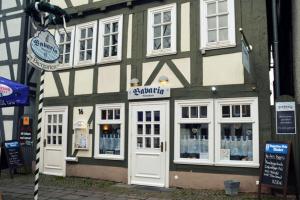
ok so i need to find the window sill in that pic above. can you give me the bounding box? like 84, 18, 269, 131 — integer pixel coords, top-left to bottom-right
56, 65, 73, 70
98, 58, 122, 65
75, 61, 96, 68
94, 155, 124, 160
214, 161, 259, 168
146, 50, 177, 58
201, 43, 236, 51
174, 159, 214, 166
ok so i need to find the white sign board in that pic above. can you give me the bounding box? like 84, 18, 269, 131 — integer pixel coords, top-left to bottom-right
276, 102, 296, 134
128, 86, 170, 100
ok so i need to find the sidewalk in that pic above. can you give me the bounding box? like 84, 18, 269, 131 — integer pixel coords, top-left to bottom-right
0, 170, 293, 200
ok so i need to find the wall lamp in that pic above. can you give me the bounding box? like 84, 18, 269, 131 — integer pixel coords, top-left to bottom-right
130, 78, 140, 87
211, 86, 217, 93
159, 75, 169, 85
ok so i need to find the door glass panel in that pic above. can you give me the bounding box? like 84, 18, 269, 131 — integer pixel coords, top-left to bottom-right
137, 137, 143, 148
53, 115, 57, 123
137, 125, 143, 135
52, 136, 57, 144
154, 138, 160, 148
47, 136, 51, 144
154, 111, 160, 121
145, 137, 151, 148
146, 124, 151, 135
154, 124, 160, 135
146, 111, 151, 121
48, 115, 52, 123
59, 114, 63, 123
47, 125, 51, 134
137, 112, 143, 122
53, 125, 57, 134
58, 136, 62, 145
58, 125, 62, 134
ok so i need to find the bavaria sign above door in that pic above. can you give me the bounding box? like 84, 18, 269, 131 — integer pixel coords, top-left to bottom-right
128, 86, 170, 100
27, 30, 60, 71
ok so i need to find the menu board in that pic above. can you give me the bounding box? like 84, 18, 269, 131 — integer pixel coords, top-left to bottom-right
260, 142, 290, 188
3, 140, 24, 169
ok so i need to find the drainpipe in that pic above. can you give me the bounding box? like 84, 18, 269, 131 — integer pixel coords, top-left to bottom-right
272, 0, 280, 98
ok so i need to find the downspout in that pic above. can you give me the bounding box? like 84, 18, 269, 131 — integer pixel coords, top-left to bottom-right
272, 0, 280, 98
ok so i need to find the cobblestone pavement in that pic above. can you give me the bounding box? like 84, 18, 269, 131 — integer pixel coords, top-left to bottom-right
0, 170, 295, 200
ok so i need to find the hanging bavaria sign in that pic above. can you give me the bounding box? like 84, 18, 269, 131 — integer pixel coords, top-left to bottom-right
27, 30, 60, 71
128, 86, 171, 100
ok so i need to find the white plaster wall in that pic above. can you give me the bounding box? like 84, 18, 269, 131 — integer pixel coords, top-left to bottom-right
7, 18, 21, 37
49, 0, 67, 9
10, 41, 19, 59
3, 120, 13, 140
181, 2, 190, 52
142, 61, 159, 85
0, 43, 8, 61
59, 72, 70, 96
2, 107, 14, 115
1, 0, 17, 10
126, 65, 131, 91
0, 66, 11, 79
152, 63, 183, 88
71, 0, 89, 7
44, 72, 59, 97
72, 106, 93, 158
127, 14, 133, 59
172, 58, 191, 83
13, 64, 18, 80
203, 52, 244, 86
74, 69, 93, 95
98, 65, 120, 93
0, 22, 4, 39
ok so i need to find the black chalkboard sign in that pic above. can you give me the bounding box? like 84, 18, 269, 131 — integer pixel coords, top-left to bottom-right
2, 140, 24, 178
276, 102, 296, 134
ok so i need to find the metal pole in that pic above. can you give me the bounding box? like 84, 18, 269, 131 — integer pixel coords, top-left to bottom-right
272, 0, 280, 98
34, 70, 44, 200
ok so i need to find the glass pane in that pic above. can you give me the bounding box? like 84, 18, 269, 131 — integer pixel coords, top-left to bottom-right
87, 39, 93, 49
138, 112, 143, 122
137, 137, 143, 148
222, 106, 230, 118
180, 123, 209, 160
65, 44, 70, 53
111, 46, 117, 56
59, 33, 65, 43
146, 111, 151, 121
208, 30, 217, 42
163, 37, 171, 48
108, 109, 113, 119
47, 136, 51, 144
163, 11, 171, 22
190, 106, 198, 118
47, 125, 51, 134
154, 13, 161, 24
80, 51, 85, 61
52, 136, 56, 144
207, 17, 216, 29
218, 0, 228, 13
219, 15, 228, 28
86, 50, 92, 60
66, 33, 71, 41
100, 124, 121, 155
112, 22, 118, 32
242, 105, 251, 117
154, 26, 161, 38
154, 124, 160, 135
219, 28, 228, 41
154, 138, 160, 148
53, 115, 57, 123
145, 137, 151, 148
59, 55, 63, 64
48, 115, 52, 123
200, 106, 207, 118
146, 124, 151, 135
104, 36, 110, 46
115, 109, 120, 119
80, 29, 86, 38
163, 24, 171, 36
154, 38, 161, 50
105, 23, 110, 34
112, 34, 118, 45
154, 111, 160, 121
58, 136, 62, 145
207, 2, 216, 15
59, 45, 64, 54
64, 54, 70, 63
58, 125, 62, 134
80, 41, 85, 50
232, 105, 240, 117
53, 125, 57, 134
101, 110, 107, 120
87, 27, 93, 37
104, 47, 109, 57
182, 107, 189, 118
220, 123, 253, 161
138, 125, 143, 135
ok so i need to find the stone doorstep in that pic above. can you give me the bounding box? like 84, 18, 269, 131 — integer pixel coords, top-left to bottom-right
113, 183, 174, 193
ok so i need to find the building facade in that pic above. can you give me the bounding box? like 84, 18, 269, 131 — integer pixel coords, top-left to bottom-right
38, 0, 270, 192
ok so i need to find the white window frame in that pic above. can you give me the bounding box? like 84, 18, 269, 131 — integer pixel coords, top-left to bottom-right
214, 97, 259, 168
54, 26, 75, 70
94, 103, 125, 160
147, 3, 177, 57
74, 21, 97, 67
98, 15, 123, 64
200, 0, 236, 50
174, 99, 214, 165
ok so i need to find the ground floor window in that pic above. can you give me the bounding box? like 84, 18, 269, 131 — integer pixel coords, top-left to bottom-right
174, 97, 259, 167
95, 103, 125, 160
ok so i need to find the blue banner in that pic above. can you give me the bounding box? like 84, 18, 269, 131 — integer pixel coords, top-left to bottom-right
0, 76, 29, 107
265, 143, 288, 154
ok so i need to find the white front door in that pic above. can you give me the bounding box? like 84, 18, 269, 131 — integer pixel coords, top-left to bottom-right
42, 107, 68, 176
129, 101, 169, 187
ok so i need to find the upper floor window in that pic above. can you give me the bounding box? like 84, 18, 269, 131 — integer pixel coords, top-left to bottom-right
54, 26, 75, 70
98, 15, 123, 64
147, 3, 177, 57
74, 21, 97, 67
200, 0, 236, 50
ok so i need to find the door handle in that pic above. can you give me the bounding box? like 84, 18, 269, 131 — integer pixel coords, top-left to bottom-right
160, 142, 164, 152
